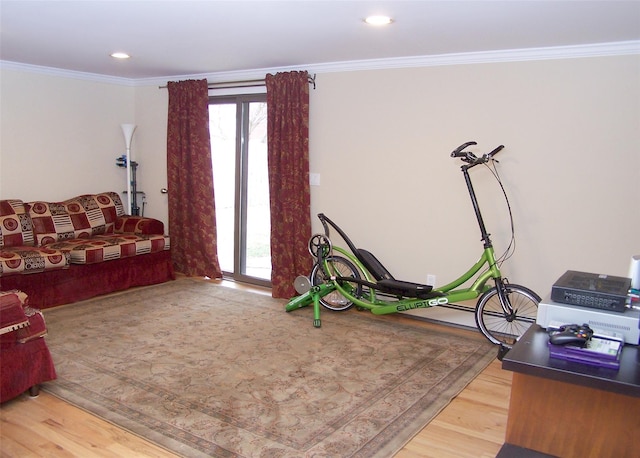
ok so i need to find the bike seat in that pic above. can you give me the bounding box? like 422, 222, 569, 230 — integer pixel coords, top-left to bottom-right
356, 249, 395, 281
376, 279, 437, 299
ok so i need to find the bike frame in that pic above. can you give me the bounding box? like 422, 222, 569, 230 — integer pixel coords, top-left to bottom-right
325, 244, 501, 316
286, 142, 514, 327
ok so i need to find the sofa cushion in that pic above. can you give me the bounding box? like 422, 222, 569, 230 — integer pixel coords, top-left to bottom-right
0, 246, 70, 276
115, 216, 165, 235
27, 192, 125, 246
48, 233, 170, 265
0, 200, 35, 248
76, 191, 125, 223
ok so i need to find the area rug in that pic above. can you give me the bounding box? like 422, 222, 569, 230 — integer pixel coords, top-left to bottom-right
41, 278, 496, 457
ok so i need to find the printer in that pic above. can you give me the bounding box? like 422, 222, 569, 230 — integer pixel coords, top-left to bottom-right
537, 295, 640, 345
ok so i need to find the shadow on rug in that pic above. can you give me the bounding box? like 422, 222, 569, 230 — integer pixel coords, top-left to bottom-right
42, 278, 496, 457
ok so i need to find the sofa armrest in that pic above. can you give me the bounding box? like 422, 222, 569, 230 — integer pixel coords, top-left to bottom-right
115, 216, 165, 235
0, 291, 29, 335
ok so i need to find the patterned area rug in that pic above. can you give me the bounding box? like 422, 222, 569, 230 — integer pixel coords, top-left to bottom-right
42, 278, 496, 457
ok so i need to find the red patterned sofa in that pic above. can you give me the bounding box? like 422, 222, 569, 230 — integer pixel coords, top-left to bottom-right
0, 192, 174, 309
1, 290, 56, 402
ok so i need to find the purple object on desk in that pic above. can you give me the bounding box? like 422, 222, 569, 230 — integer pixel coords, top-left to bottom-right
548, 337, 622, 370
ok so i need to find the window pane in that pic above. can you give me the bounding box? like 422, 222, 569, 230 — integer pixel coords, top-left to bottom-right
244, 102, 270, 279
209, 104, 236, 273
209, 96, 271, 285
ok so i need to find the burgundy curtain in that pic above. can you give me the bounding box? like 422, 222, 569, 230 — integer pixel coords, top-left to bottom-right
166, 79, 222, 278
266, 71, 312, 298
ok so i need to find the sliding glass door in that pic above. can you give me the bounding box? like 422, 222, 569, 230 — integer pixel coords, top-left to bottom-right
209, 94, 271, 286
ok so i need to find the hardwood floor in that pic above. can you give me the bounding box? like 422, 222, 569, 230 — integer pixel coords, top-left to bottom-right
396, 359, 510, 458
0, 280, 510, 457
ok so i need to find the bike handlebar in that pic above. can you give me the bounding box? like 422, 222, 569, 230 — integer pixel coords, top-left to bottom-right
487, 144, 504, 158
450, 141, 477, 157
450, 141, 504, 167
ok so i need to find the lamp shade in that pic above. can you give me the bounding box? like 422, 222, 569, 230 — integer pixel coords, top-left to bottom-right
121, 124, 137, 150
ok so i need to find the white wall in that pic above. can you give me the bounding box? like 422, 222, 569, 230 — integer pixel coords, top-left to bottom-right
2, 54, 639, 320
308, 55, 640, 313
132, 85, 170, 223
0, 68, 134, 202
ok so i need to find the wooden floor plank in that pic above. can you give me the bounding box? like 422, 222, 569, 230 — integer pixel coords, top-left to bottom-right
1, 394, 175, 458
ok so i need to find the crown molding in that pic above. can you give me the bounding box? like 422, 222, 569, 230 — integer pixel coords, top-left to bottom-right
2, 41, 638, 88
0, 60, 136, 86
311, 40, 640, 73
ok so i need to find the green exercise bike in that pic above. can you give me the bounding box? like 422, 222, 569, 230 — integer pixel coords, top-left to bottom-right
286, 142, 541, 351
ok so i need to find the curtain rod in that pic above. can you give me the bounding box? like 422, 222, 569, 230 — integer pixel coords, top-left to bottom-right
159, 74, 316, 90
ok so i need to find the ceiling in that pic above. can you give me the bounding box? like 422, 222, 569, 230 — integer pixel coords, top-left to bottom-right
1, 1, 639, 82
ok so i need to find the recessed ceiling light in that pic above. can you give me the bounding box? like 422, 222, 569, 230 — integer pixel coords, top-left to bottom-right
110, 52, 131, 59
364, 15, 393, 26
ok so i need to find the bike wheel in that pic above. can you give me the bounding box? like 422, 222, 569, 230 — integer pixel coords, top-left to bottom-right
310, 256, 362, 311
475, 284, 540, 347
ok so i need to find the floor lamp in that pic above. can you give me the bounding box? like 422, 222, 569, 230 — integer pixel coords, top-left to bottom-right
120, 124, 137, 215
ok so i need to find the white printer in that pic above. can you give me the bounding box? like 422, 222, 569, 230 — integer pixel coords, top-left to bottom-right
536, 294, 640, 345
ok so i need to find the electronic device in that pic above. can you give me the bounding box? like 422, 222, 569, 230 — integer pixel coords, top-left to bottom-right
551, 270, 631, 312
548, 334, 622, 369
548, 324, 593, 347
537, 295, 640, 345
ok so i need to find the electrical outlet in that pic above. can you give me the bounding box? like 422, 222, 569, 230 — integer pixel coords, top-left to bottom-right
310, 173, 321, 186
427, 274, 436, 286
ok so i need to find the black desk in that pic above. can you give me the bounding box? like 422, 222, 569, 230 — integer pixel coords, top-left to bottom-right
501, 325, 640, 457
503, 324, 640, 397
